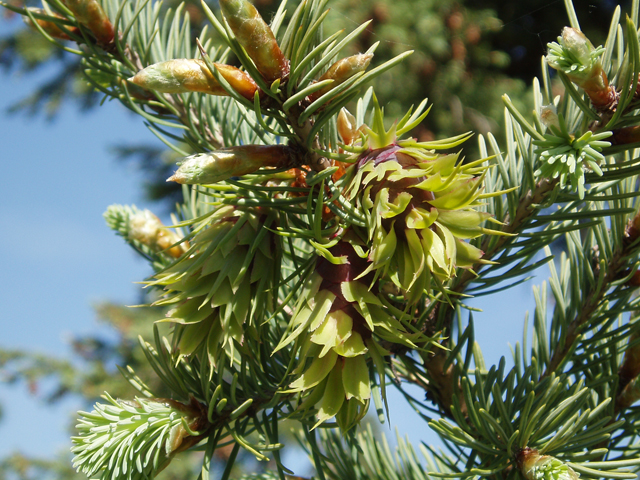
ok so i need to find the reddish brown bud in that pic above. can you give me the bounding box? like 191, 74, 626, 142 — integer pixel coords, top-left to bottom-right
308, 53, 373, 102
60, 0, 114, 45
617, 376, 640, 410
213, 63, 258, 100
625, 212, 640, 246
626, 270, 640, 287
23, 8, 79, 40
337, 108, 357, 145
168, 144, 295, 184
612, 126, 640, 146
219, 0, 289, 83
619, 332, 640, 387
579, 64, 617, 110
130, 60, 257, 99
515, 447, 537, 471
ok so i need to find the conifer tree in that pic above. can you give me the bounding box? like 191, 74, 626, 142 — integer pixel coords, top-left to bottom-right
2, 0, 640, 479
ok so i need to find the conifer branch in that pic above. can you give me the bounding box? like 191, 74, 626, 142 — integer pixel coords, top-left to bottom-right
8, 0, 640, 478
544, 258, 627, 378
408, 178, 558, 418
615, 332, 640, 411
439, 177, 559, 330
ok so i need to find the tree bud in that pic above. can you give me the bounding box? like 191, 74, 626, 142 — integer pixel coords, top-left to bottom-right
308, 53, 373, 102
72, 395, 207, 480
60, 0, 114, 45
540, 104, 560, 131
130, 60, 257, 98
167, 145, 294, 184
612, 126, 640, 146
23, 8, 79, 40
213, 63, 259, 99
219, 0, 289, 82
131, 60, 217, 95
546, 27, 615, 110
546, 27, 595, 82
616, 331, 640, 409
128, 209, 186, 258
517, 448, 579, 480
337, 108, 358, 145
578, 64, 615, 109
560, 27, 592, 66
617, 376, 640, 410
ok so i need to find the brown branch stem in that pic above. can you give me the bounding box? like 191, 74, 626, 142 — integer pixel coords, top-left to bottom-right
285, 105, 331, 172
616, 331, 640, 412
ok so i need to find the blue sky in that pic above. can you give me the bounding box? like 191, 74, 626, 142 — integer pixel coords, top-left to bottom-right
0, 16, 157, 457
0, 13, 538, 475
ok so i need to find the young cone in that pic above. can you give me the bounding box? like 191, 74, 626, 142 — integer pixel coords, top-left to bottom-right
279, 241, 431, 430
340, 100, 502, 303
149, 206, 279, 366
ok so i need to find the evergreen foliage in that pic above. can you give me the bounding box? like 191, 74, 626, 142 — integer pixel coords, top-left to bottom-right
3, 0, 640, 479
1, 0, 534, 204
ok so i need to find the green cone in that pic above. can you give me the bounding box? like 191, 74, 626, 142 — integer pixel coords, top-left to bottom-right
149, 206, 279, 366
279, 241, 431, 430
340, 100, 505, 303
